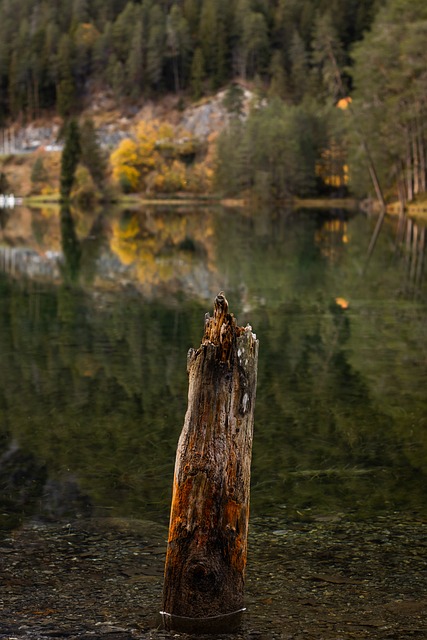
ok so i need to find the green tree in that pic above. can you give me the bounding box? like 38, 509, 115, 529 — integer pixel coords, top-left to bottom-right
146, 5, 166, 90
166, 4, 191, 93
216, 99, 326, 199
79, 118, 107, 188
183, 0, 201, 36
126, 19, 145, 98
311, 11, 345, 102
289, 30, 310, 103
350, 0, 427, 202
72, 0, 90, 26
30, 157, 48, 193
60, 119, 81, 200
56, 34, 77, 117
241, 10, 269, 79
93, 21, 113, 77
112, 2, 140, 63
199, 0, 231, 88
222, 82, 244, 117
190, 46, 205, 99
268, 50, 288, 100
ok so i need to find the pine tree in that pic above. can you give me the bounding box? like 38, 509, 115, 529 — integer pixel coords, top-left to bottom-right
56, 34, 77, 117
289, 30, 310, 103
311, 11, 345, 103
147, 5, 166, 90
268, 50, 288, 100
79, 118, 107, 188
191, 46, 205, 99
60, 119, 81, 200
126, 19, 145, 98
166, 4, 191, 93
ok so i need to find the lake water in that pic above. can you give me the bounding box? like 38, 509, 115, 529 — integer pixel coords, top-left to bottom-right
0, 204, 426, 532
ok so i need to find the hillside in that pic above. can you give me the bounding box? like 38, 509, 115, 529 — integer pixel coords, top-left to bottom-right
0, 87, 259, 198
1, 0, 426, 207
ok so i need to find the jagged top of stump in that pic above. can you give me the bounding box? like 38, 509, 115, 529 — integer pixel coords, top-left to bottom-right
201, 292, 257, 363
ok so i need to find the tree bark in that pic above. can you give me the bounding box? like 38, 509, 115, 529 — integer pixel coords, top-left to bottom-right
405, 129, 413, 202
417, 106, 426, 194
162, 292, 259, 633
416, 226, 425, 289
412, 124, 419, 196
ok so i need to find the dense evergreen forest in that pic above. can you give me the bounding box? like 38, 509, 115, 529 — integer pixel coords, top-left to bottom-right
0, 0, 380, 118
0, 0, 426, 202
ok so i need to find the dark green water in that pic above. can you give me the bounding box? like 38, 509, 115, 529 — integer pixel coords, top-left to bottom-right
0, 205, 426, 531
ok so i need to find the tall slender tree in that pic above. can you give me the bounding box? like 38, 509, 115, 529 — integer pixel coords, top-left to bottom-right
60, 119, 81, 200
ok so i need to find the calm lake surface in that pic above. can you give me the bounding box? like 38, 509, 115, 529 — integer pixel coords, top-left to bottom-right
0, 204, 426, 532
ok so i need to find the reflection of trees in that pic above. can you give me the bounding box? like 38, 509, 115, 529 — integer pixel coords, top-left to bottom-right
60, 205, 81, 283
314, 215, 349, 264
209, 208, 426, 515
396, 218, 426, 297
0, 207, 426, 524
60, 205, 109, 286
1, 269, 426, 522
109, 207, 219, 296
208, 207, 427, 515
250, 298, 407, 516
0, 275, 207, 521
213, 208, 329, 313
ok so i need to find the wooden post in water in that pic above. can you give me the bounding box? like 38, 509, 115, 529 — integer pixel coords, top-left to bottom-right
161, 292, 258, 633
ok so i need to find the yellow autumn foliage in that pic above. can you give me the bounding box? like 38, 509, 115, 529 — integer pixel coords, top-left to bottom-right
109, 118, 213, 194
110, 138, 142, 191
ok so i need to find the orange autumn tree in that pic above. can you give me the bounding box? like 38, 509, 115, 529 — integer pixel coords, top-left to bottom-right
110, 120, 209, 194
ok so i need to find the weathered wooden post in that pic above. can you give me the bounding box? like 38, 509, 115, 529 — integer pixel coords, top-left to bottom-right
161, 292, 258, 633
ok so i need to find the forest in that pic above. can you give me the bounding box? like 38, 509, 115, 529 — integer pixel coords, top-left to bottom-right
0, 0, 426, 203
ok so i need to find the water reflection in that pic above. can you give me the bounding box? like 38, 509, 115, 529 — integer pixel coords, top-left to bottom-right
60, 205, 81, 283
314, 215, 349, 263
0, 205, 426, 531
396, 217, 426, 296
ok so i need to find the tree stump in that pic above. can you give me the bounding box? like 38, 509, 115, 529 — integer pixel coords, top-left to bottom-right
161, 292, 259, 633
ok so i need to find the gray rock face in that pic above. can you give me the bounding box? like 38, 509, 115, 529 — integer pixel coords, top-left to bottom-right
0, 87, 256, 154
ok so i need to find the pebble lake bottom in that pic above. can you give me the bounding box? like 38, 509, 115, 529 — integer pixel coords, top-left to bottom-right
0, 515, 426, 640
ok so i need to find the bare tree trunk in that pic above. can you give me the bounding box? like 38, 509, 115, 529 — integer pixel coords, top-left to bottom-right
405, 218, 413, 274
410, 222, 418, 284
162, 292, 258, 633
417, 108, 426, 193
405, 129, 413, 202
412, 124, 420, 196
33, 75, 40, 120
395, 164, 407, 248
172, 52, 180, 93
416, 226, 425, 289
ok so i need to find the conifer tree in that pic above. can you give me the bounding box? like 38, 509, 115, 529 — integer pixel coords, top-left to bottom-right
60, 119, 81, 201
191, 47, 205, 100
56, 34, 77, 117
79, 118, 107, 188
289, 31, 310, 103
147, 5, 166, 90
126, 20, 145, 97
268, 51, 288, 100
